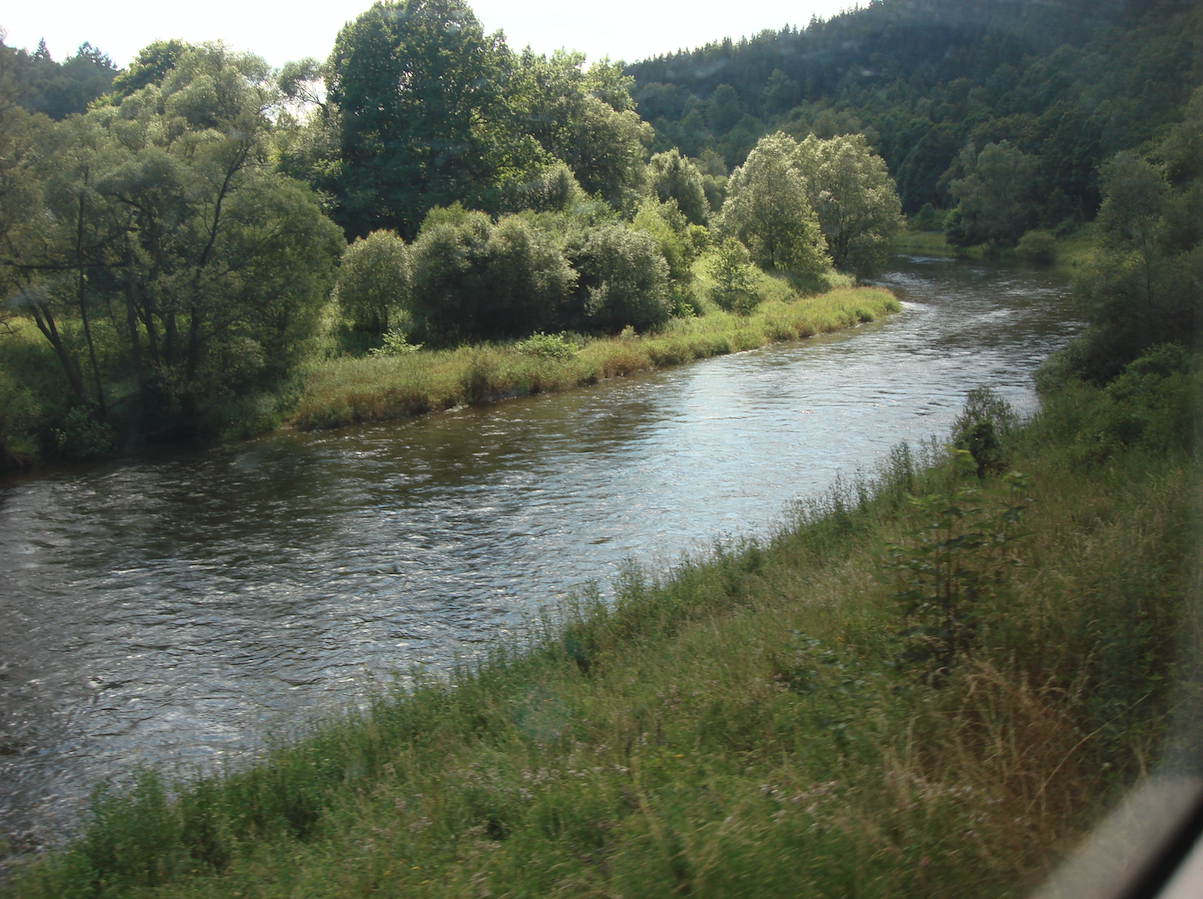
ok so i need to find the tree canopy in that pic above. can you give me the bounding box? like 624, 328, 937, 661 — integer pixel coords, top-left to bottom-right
720, 132, 828, 275
1, 44, 344, 444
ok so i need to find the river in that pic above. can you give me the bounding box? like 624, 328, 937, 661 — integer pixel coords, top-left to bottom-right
0, 255, 1081, 856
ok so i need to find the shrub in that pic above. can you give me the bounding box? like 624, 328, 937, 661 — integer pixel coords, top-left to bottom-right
333, 230, 411, 336
951, 387, 1018, 477
1017, 229, 1057, 264
514, 332, 580, 360
708, 239, 760, 314
566, 222, 672, 333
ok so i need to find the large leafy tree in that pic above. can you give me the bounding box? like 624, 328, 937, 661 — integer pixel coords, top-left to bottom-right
1, 45, 344, 441
945, 140, 1039, 249
794, 133, 903, 279
327, 0, 535, 239
720, 132, 828, 274
514, 52, 650, 208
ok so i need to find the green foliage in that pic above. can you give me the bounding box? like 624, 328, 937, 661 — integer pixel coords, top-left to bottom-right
1017, 229, 1057, 264
327, 0, 529, 238
0, 36, 118, 119
882, 450, 1031, 686
648, 149, 709, 225
951, 387, 1018, 478
515, 51, 651, 209
107, 39, 193, 99
499, 162, 588, 215
566, 223, 672, 333
333, 230, 411, 336
707, 238, 759, 313
52, 406, 114, 461
291, 288, 898, 429
514, 332, 580, 360
409, 210, 575, 342
794, 133, 903, 278
369, 329, 423, 358
0, 367, 40, 467
630, 0, 1199, 222
945, 141, 1039, 249
0, 43, 345, 450
1062, 93, 1203, 381
913, 202, 938, 231
720, 132, 829, 275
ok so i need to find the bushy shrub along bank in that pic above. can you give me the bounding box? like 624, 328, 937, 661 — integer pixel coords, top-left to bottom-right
290, 287, 896, 431
7, 342, 1197, 899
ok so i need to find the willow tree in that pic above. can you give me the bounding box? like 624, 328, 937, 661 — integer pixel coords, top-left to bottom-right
720, 132, 828, 275
2, 45, 344, 440
794, 133, 903, 279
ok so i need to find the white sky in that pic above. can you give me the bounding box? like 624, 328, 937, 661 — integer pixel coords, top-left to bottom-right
2, 0, 856, 71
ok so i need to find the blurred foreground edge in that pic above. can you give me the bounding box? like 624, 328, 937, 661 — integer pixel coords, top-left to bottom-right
1033, 776, 1203, 899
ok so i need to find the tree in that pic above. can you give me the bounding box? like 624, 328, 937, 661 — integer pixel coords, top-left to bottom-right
515, 52, 651, 208
327, 0, 529, 239
945, 141, 1039, 249
794, 133, 903, 278
108, 39, 193, 99
334, 231, 411, 336
720, 132, 829, 275
409, 211, 574, 341
566, 223, 671, 333
2, 44, 345, 441
648, 148, 709, 225
1067, 93, 1203, 380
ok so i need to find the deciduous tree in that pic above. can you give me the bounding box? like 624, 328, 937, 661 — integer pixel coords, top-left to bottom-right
720, 132, 828, 275
794, 133, 903, 279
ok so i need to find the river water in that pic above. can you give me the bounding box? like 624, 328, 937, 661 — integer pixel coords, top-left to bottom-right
0, 255, 1080, 854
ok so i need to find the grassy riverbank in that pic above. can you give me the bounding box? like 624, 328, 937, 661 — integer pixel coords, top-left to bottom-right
891, 225, 1098, 272
6, 342, 1197, 899
289, 288, 898, 431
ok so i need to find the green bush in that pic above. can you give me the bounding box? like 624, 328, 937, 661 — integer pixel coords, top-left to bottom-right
0, 368, 41, 467
514, 332, 580, 360
1017, 229, 1057, 264
566, 222, 672, 333
951, 386, 1018, 477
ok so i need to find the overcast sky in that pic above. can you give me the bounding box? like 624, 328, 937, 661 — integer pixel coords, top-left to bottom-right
2, 0, 857, 71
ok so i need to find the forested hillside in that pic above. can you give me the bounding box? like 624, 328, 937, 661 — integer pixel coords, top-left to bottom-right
627, 0, 1200, 227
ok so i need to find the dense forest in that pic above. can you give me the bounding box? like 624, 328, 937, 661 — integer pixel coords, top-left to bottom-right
629, 0, 1199, 227
0, 0, 1199, 466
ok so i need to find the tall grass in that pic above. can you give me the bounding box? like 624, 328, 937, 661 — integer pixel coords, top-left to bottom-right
288, 288, 899, 431
6, 351, 1195, 899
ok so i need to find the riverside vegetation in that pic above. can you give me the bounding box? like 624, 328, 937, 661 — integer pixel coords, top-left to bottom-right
6, 71, 1200, 895
290, 285, 897, 431
3, 339, 1197, 899
5, 0, 1199, 468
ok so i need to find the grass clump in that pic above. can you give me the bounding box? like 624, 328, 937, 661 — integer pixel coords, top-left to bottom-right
7, 345, 1195, 899
289, 288, 898, 430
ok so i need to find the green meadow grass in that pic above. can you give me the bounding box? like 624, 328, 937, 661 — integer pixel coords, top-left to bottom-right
288, 288, 899, 431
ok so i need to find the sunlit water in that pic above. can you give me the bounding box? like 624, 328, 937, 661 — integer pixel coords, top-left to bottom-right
0, 255, 1081, 855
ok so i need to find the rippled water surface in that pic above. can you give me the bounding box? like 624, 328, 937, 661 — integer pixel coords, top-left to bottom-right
0, 256, 1080, 851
